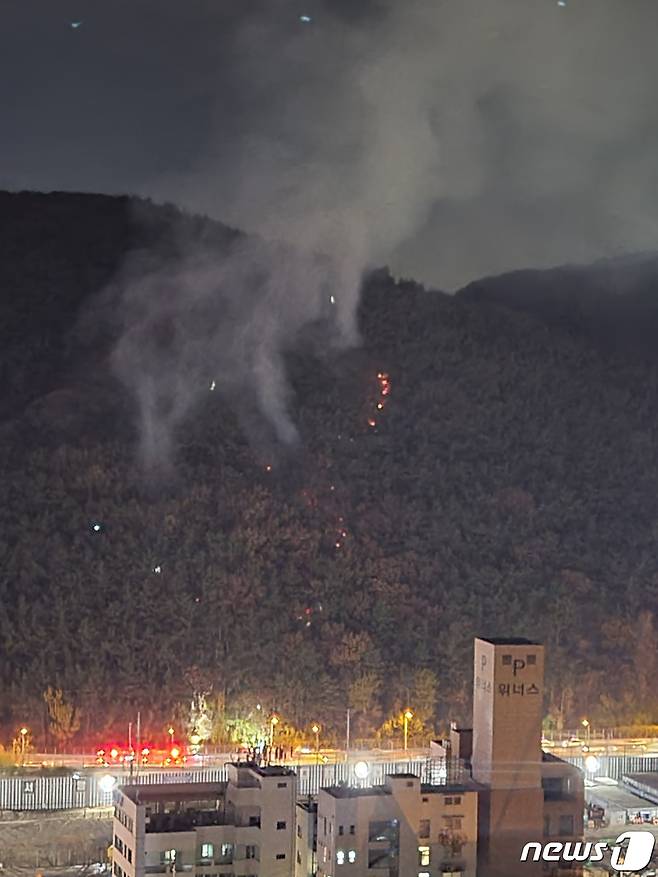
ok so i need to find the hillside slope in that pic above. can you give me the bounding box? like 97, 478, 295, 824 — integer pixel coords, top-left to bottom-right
1, 191, 658, 743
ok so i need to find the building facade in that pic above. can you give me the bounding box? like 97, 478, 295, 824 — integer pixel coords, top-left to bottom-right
471, 637, 584, 877
112, 763, 296, 877
313, 773, 479, 877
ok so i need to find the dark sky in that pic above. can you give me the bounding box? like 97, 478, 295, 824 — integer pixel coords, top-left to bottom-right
4, 0, 658, 289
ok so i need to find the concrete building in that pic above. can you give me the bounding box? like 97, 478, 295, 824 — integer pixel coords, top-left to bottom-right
314, 773, 479, 877
112, 763, 296, 877
471, 636, 584, 877
586, 780, 658, 827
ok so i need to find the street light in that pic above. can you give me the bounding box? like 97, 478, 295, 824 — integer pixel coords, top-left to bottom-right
269, 714, 279, 749
403, 709, 414, 752
582, 718, 591, 744
19, 727, 29, 766
312, 724, 320, 765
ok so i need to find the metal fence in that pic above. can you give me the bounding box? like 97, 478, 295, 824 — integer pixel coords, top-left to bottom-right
2, 752, 656, 813
564, 753, 658, 781
0, 757, 465, 813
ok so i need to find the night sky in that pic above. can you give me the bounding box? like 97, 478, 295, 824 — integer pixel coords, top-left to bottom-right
4, 0, 658, 289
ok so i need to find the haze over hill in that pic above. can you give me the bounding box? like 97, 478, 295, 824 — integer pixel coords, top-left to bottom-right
1, 191, 657, 744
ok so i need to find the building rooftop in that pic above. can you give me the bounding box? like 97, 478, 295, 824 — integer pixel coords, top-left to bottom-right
623, 773, 658, 803
118, 782, 226, 805
478, 636, 540, 646
321, 778, 482, 799
588, 783, 658, 811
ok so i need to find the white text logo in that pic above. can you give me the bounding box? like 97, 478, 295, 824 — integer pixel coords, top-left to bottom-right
521, 832, 655, 871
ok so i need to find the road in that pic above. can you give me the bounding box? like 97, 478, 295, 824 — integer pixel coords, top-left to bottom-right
27, 746, 431, 770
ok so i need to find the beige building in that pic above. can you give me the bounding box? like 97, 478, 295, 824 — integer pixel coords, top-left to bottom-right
471, 636, 584, 877
313, 773, 479, 877
112, 763, 296, 877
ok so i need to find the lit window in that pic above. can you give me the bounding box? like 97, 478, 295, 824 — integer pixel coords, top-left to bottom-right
336, 850, 345, 864
201, 842, 213, 857
163, 850, 176, 862
418, 873, 430, 877
348, 850, 357, 863
419, 818, 430, 838
418, 845, 430, 866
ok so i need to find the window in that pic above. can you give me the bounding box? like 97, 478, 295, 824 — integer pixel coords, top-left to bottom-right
502, 654, 512, 665
419, 819, 430, 838
339, 825, 344, 835
246, 845, 257, 859
276, 820, 286, 830
443, 816, 463, 831
336, 850, 345, 865
406, 780, 414, 787
277, 782, 288, 788
348, 850, 356, 863
422, 796, 429, 803
558, 814, 574, 836
527, 654, 536, 665
297, 824, 302, 838
275, 853, 286, 860
349, 824, 355, 835
163, 850, 176, 863
419, 873, 431, 877
126, 848, 132, 864
418, 845, 430, 866
201, 842, 214, 858
369, 819, 399, 843
248, 815, 260, 827
297, 851, 302, 864
453, 796, 462, 805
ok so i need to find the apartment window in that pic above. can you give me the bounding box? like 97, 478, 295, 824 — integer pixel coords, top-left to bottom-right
297, 824, 303, 838
453, 796, 462, 805
369, 819, 400, 843
349, 824, 355, 835
276, 853, 286, 860
419, 818, 430, 839
297, 851, 302, 864
201, 842, 214, 858
348, 850, 357, 863
502, 654, 512, 665
559, 814, 574, 836
418, 845, 431, 866
277, 820, 286, 830
163, 850, 176, 863
419, 873, 430, 877
443, 816, 463, 831
323, 817, 327, 835
527, 654, 536, 665
277, 781, 288, 788
221, 843, 233, 857
126, 848, 132, 864
249, 815, 260, 827
422, 797, 429, 803
339, 825, 344, 836
336, 850, 345, 865
246, 845, 257, 859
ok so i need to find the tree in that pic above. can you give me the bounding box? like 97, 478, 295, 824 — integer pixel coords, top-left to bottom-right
43, 687, 80, 750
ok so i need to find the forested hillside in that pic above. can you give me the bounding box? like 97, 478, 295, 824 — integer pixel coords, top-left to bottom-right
2, 191, 658, 748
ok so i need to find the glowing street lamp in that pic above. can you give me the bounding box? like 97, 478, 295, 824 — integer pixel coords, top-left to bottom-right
581, 718, 591, 744
19, 727, 29, 765
311, 724, 321, 764
269, 714, 280, 748
403, 709, 414, 752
